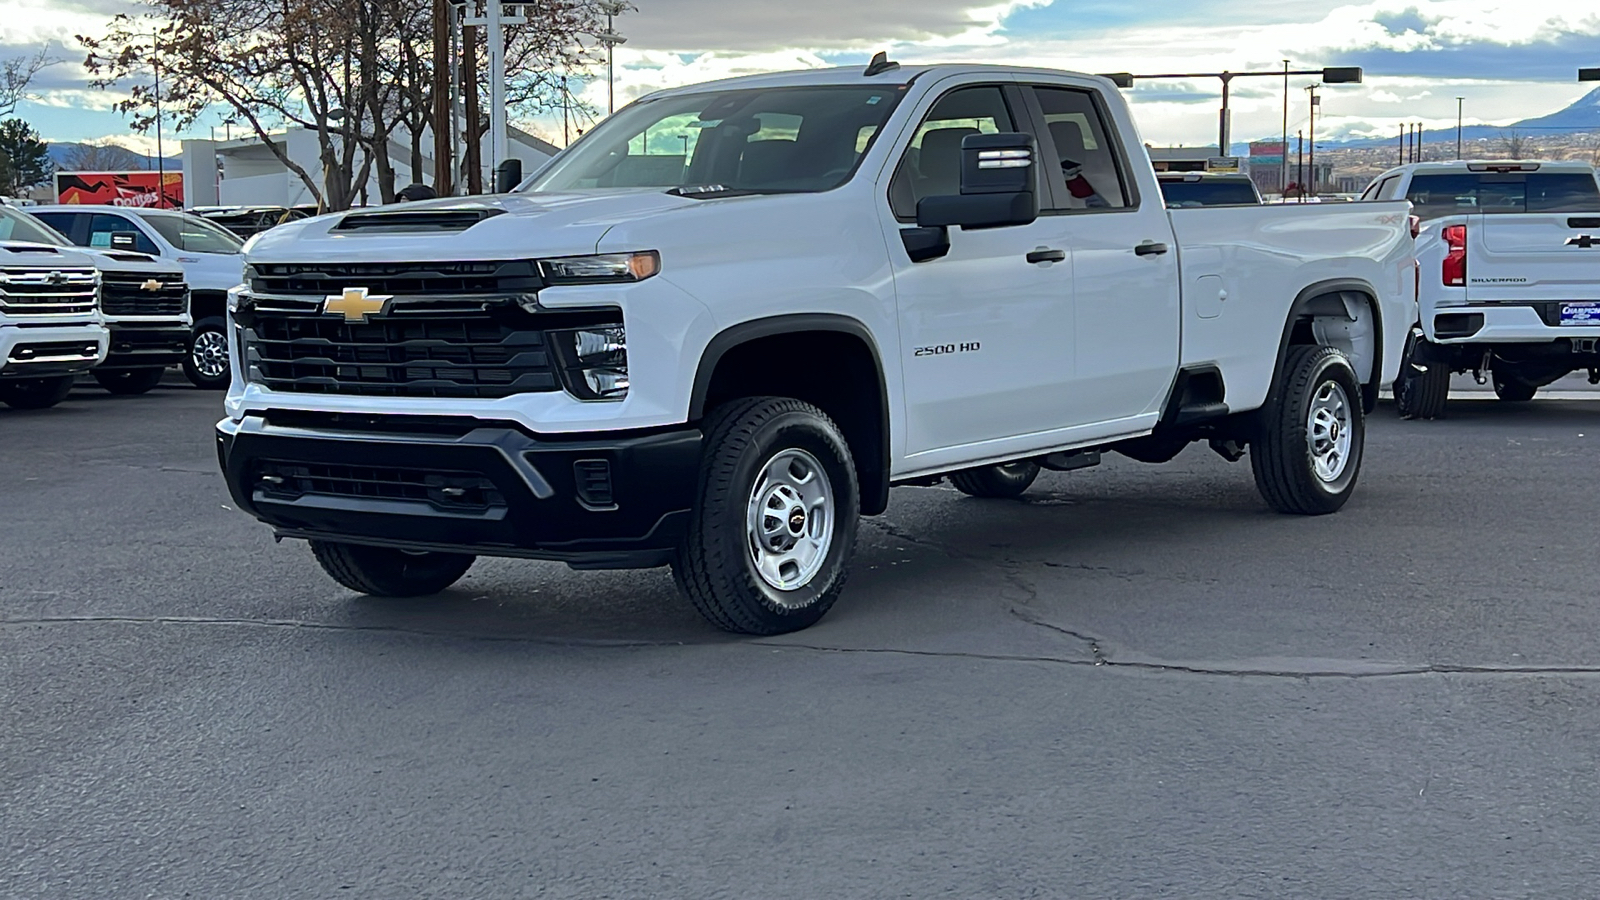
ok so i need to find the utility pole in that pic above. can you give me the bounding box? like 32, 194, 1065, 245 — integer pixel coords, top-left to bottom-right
596, 0, 629, 116
1296, 130, 1304, 203
1306, 84, 1320, 197
1456, 98, 1464, 160
1398, 124, 1405, 166
1281, 59, 1289, 196
461, 18, 482, 193
432, 0, 452, 195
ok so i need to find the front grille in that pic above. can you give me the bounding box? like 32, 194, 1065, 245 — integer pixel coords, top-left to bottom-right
0, 267, 98, 316
255, 460, 505, 512
245, 308, 576, 398
102, 273, 187, 316
249, 260, 541, 298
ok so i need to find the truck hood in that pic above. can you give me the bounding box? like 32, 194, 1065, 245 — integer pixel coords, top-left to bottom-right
74, 247, 185, 277
0, 240, 99, 270
245, 190, 699, 262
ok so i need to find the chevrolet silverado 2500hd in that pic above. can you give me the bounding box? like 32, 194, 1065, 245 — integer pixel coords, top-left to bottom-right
1361, 160, 1600, 417
0, 238, 107, 410
217, 62, 1415, 634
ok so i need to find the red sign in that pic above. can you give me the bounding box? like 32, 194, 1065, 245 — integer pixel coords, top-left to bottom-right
54, 171, 183, 209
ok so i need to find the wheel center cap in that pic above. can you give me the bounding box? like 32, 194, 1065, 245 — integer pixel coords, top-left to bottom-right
788, 509, 806, 534
1329, 421, 1340, 441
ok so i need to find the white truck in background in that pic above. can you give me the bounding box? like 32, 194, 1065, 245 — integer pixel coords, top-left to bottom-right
0, 205, 190, 396
1360, 160, 1600, 417
217, 60, 1415, 635
0, 239, 107, 410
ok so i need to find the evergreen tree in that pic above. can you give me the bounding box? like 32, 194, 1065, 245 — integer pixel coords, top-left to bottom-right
0, 118, 52, 197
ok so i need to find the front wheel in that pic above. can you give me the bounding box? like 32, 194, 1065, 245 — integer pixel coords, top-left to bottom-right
0, 375, 75, 410
673, 397, 859, 635
93, 367, 166, 395
183, 318, 231, 390
1251, 345, 1365, 515
1492, 373, 1537, 403
950, 461, 1041, 498
309, 541, 475, 597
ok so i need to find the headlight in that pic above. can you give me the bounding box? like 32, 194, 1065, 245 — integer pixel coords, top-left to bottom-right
540, 251, 660, 285
555, 325, 628, 400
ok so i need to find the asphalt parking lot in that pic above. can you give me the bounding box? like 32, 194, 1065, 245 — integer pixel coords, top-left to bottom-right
4, 378, 1599, 898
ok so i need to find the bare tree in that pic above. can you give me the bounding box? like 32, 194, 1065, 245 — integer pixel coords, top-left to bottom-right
1, 46, 59, 119
1499, 129, 1529, 158
62, 139, 148, 171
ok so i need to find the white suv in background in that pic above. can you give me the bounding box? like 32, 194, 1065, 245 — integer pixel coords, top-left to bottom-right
32, 206, 245, 390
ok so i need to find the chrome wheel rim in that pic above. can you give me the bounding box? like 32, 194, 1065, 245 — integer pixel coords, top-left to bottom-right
1308, 380, 1353, 483
746, 448, 834, 599
192, 330, 229, 379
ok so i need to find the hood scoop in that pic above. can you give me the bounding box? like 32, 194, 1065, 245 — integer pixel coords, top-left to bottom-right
1, 244, 59, 253
333, 208, 506, 234
105, 252, 156, 263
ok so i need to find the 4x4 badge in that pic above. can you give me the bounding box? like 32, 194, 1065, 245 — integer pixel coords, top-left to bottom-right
323, 287, 392, 322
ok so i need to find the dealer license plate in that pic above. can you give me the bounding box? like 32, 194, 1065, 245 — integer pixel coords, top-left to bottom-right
1560, 302, 1600, 326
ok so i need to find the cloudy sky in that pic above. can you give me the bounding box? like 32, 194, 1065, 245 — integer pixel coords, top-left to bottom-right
4, 0, 1599, 153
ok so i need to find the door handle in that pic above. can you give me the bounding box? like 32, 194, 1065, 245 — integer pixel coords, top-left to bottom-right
1026, 248, 1067, 265
1135, 242, 1169, 257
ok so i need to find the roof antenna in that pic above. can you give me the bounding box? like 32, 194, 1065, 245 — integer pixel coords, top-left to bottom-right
864, 51, 900, 77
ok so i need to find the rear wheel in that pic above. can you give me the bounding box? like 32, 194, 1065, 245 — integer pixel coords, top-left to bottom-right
1394, 334, 1450, 420
309, 540, 475, 597
1492, 373, 1537, 403
183, 317, 231, 390
950, 461, 1041, 498
673, 397, 859, 635
1251, 345, 1365, 515
93, 367, 166, 395
0, 375, 75, 410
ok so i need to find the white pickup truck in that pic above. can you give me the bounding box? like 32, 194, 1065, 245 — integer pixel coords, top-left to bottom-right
1360, 160, 1600, 417
0, 237, 107, 410
217, 61, 1415, 634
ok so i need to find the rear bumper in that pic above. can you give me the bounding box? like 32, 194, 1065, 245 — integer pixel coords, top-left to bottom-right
0, 322, 109, 379
1425, 303, 1600, 344
102, 321, 191, 369
216, 413, 703, 569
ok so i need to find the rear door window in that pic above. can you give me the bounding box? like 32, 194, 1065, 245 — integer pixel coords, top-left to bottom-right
1028, 86, 1132, 211
1406, 173, 1600, 219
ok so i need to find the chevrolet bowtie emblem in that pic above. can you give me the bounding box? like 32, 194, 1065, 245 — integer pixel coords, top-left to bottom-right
323, 287, 391, 322
140, 279, 163, 291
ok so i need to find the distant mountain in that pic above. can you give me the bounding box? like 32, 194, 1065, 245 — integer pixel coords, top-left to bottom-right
45, 142, 175, 171
1254, 87, 1600, 151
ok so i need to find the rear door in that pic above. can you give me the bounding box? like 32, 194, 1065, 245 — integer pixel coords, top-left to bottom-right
1024, 81, 1181, 426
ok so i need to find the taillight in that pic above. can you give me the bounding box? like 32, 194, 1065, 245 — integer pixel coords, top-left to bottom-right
1442, 224, 1466, 287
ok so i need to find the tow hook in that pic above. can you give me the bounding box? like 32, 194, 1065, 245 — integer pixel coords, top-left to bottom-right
1473, 349, 1491, 385
1209, 438, 1247, 462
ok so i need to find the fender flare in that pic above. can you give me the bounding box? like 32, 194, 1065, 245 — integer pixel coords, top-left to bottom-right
688, 313, 892, 515
1271, 278, 1384, 401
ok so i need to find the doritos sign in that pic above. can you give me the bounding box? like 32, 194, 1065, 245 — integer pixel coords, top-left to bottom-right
54, 171, 183, 209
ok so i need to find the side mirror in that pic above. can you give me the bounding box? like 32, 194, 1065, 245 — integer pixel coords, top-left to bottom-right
916, 133, 1039, 230
494, 158, 523, 194
110, 231, 142, 250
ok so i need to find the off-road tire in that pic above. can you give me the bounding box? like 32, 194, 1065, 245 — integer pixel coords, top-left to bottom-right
93, 367, 166, 395
1492, 373, 1537, 403
1251, 345, 1365, 516
0, 375, 75, 410
673, 397, 859, 635
310, 540, 475, 597
183, 317, 231, 390
1394, 335, 1450, 420
950, 461, 1041, 498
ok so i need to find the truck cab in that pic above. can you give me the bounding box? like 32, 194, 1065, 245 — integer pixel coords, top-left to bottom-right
32, 205, 242, 390
1361, 160, 1600, 416
216, 61, 1413, 635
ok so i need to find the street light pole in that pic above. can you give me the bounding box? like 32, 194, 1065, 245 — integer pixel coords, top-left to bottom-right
1456, 97, 1464, 160
595, 1, 628, 116
1305, 84, 1320, 197
1281, 60, 1289, 196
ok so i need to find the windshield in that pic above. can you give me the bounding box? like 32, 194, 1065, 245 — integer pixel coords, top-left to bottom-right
0, 207, 69, 246
1406, 172, 1600, 220
142, 213, 245, 253
1160, 180, 1261, 208
523, 85, 904, 195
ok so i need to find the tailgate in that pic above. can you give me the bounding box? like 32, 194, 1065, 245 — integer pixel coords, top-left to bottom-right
1467, 213, 1600, 303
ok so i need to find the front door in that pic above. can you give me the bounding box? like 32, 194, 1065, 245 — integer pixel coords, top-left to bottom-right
882, 81, 1081, 463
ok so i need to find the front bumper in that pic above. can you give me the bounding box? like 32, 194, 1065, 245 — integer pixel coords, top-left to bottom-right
102, 321, 190, 369
1425, 303, 1600, 344
0, 322, 110, 379
216, 413, 702, 569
